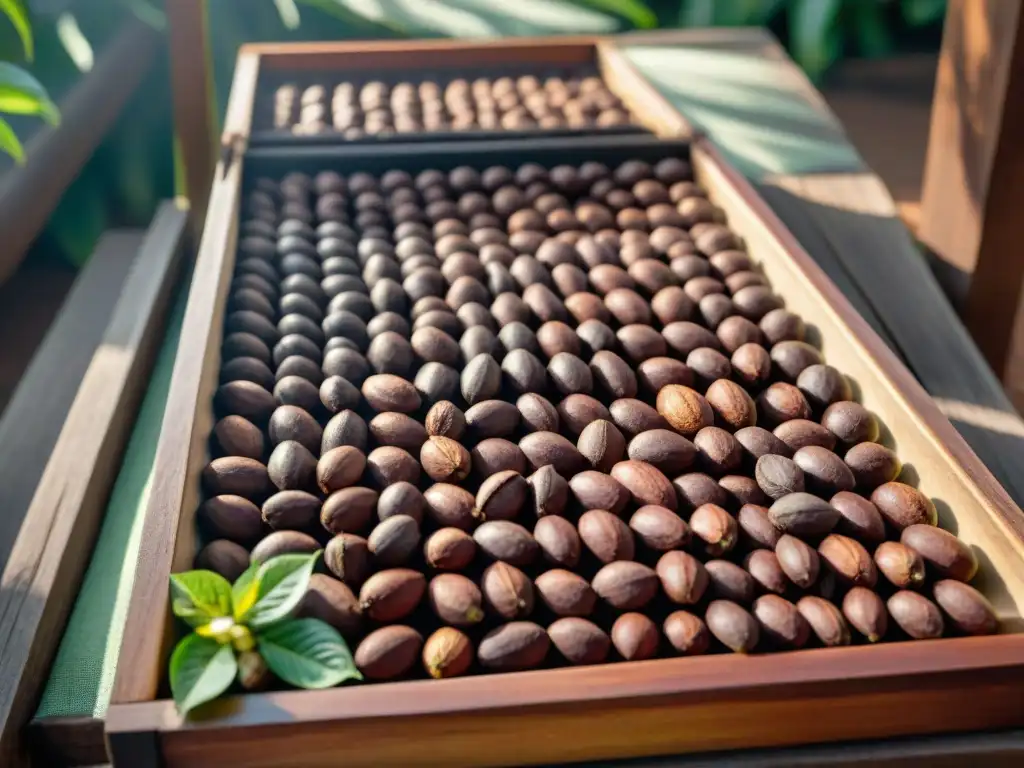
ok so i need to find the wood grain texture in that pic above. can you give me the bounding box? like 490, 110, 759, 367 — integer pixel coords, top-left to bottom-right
106, 634, 1024, 768
104, 129, 1024, 765
168, 0, 217, 237
109, 114, 249, 710
0, 202, 187, 767
0, 17, 158, 287
0, 233, 139, 574
24, 716, 105, 767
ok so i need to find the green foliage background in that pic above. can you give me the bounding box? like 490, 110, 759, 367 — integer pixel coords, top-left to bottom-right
11, 0, 946, 271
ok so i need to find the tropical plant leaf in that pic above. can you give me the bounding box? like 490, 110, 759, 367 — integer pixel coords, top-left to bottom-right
0, 0, 33, 60
170, 570, 234, 628
244, 551, 319, 629
231, 562, 261, 622
258, 618, 361, 688
0, 116, 24, 163
850, 0, 893, 58
273, 0, 302, 29
678, 0, 715, 26
0, 62, 58, 123
169, 634, 237, 715
573, 0, 657, 29
788, 0, 842, 81
56, 12, 93, 72
902, 0, 946, 26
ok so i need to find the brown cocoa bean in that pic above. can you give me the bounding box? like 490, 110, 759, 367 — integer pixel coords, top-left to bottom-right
629, 505, 689, 551
818, 534, 877, 587
656, 384, 713, 438
774, 419, 836, 453
694, 426, 743, 475
473, 520, 539, 566
534, 515, 581, 568
261, 490, 320, 530
611, 460, 678, 510
705, 559, 756, 604
932, 580, 998, 636
367, 515, 420, 566
706, 600, 759, 653
361, 373, 421, 413
355, 625, 423, 680
664, 610, 710, 655
737, 503, 782, 549
478, 621, 550, 670
578, 509, 635, 564
420, 435, 471, 483
216, 380, 276, 423
198, 495, 264, 544
462, 353, 502, 405
689, 503, 738, 556
797, 595, 850, 646
887, 590, 944, 639
901, 524, 978, 582
195, 540, 250, 582
517, 392, 560, 433
776, 534, 820, 589
845, 442, 902, 490
213, 415, 264, 460
316, 446, 366, 493
569, 470, 630, 515
626, 429, 697, 477
267, 440, 317, 492
423, 483, 478, 530
428, 573, 485, 626
528, 464, 569, 517
377, 481, 424, 524
592, 561, 658, 610
520, 431, 587, 476
557, 394, 611, 438
368, 412, 427, 453
822, 401, 879, 445
471, 438, 527, 477
366, 446, 421, 486
577, 419, 626, 473
299, 574, 362, 638
611, 612, 660, 660
705, 378, 757, 431
202, 456, 271, 500
535, 569, 597, 616
831, 491, 886, 544
793, 446, 855, 495
481, 561, 534, 619
842, 586, 888, 642
322, 410, 369, 453
250, 530, 319, 565
753, 594, 809, 648
755, 455, 805, 500
324, 533, 371, 586
321, 487, 377, 534
874, 540, 926, 589
744, 549, 788, 595
465, 399, 520, 439
768, 492, 839, 537
609, 398, 670, 436
871, 482, 937, 530
422, 627, 474, 679
424, 400, 466, 440
359, 568, 426, 621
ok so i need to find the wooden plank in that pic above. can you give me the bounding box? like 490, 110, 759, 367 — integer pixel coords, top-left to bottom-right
614, 29, 1024, 508
0, 17, 159, 287
918, 0, 1024, 371
0, 202, 187, 766
109, 117, 248, 711
168, 0, 217, 236
23, 716, 105, 767
0, 233, 139, 574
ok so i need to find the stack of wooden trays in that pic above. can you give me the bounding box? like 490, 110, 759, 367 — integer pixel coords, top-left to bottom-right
103, 38, 1024, 768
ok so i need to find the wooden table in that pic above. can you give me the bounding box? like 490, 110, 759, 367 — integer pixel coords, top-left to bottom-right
23, 27, 1024, 767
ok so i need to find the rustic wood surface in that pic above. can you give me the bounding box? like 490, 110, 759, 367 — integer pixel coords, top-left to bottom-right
618, 28, 1024, 508
0, 17, 159, 288
0, 202, 187, 767
168, 0, 217, 238
0, 233, 140, 574
919, 0, 1024, 385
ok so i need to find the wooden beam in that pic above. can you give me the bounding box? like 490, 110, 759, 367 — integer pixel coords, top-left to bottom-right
918, 0, 1024, 378
168, 0, 216, 236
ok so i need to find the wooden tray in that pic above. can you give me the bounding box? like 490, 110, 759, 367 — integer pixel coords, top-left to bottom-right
104, 115, 1024, 765
242, 37, 688, 145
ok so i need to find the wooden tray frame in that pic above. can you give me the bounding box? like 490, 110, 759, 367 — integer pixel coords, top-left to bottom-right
242, 36, 690, 145
105, 41, 1024, 768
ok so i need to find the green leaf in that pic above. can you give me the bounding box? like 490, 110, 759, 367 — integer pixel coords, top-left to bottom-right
170, 570, 234, 628
902, 0, 946, 26
713, 0, 769, 25
56, 12, 93, 72
169, 634, 237, 715
232, 562, 260, 622
789, 0, 842, 81
245, 551, 319, 629
679, 0, 715, 26
0, 63, 58, 123
0, 116, 23, 163
119, 0, 168, 30
0, 0, 33, 60
258, 618, 361, 688
850, 0, 893, 59
273, 0, 302, 29
572, 0, 657, 29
